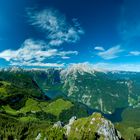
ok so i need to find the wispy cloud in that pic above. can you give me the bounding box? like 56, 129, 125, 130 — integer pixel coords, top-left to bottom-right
0, 39, 78, 67
11, 61, 64, 67
97, 45, 123, 60
61, 56, 70, 59
94, 46, 105, 51
0, 9, 84, 67
93, 62, 140, 72
27, 8, 84, 46
129, 51, 140, 56
0, 8, 83, 67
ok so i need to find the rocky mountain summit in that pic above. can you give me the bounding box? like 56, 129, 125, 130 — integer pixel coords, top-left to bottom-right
53, 112, 122, 140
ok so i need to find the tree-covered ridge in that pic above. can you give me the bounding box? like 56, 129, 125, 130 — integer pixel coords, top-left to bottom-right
0, 95, 89, 139
0, 112, 123, 140
0, 70, 47, 100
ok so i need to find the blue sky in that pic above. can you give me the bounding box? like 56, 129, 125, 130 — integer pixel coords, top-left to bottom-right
0, 0, 140, 71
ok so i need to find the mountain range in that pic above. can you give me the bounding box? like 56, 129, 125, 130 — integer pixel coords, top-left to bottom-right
0, 64, 140, 139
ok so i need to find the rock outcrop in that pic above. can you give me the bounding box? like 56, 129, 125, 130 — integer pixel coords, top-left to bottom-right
54, 113, 122, 140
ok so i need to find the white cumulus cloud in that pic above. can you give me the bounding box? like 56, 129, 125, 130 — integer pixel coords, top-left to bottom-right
0, 8, 83, 67
0, 39, 78, 67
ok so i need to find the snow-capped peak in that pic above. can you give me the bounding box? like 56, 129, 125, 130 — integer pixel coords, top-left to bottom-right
0, 66, 23, 72
60, 62, 106, 78
67, 63, 95, 74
